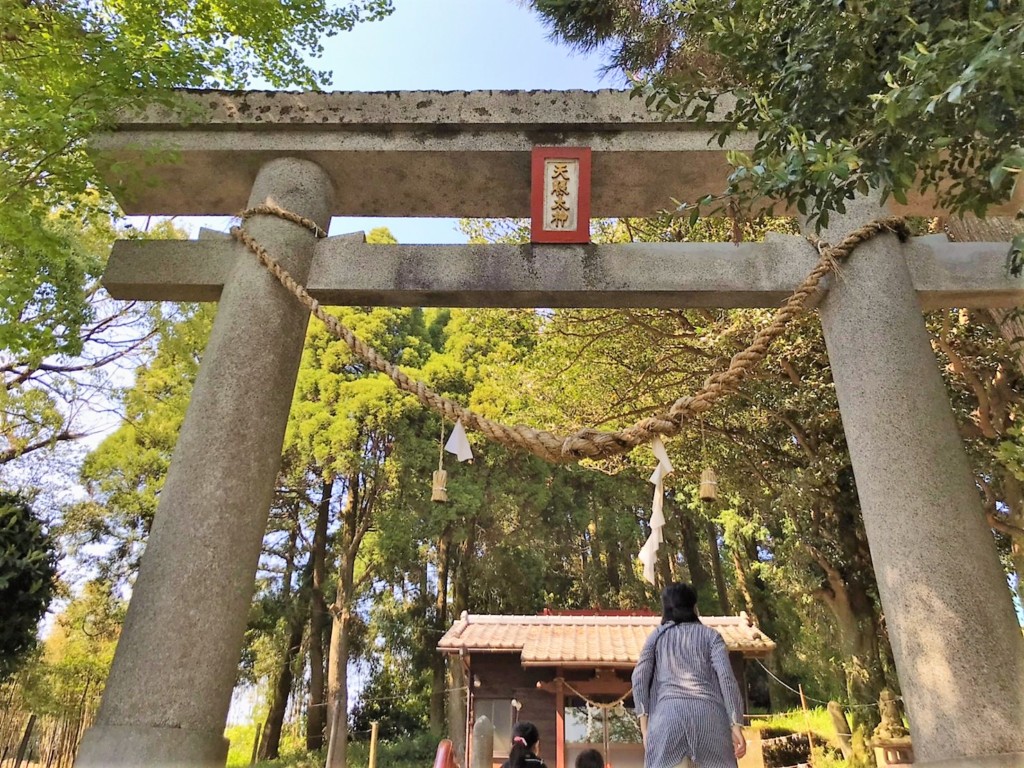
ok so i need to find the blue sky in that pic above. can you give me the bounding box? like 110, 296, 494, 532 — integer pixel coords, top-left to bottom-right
323, 0, 614, 91
315, 0, 617, 243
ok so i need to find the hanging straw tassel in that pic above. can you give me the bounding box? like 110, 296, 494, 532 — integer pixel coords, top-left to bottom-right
699, 467, 718, 503
432, 421, 449, 503
698, 418, 718, 504
431, 469, 448, 503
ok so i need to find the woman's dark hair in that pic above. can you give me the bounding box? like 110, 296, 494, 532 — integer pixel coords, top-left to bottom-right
661, 582, 699, 624
508, 721, 540, 768
575, 748, 604, 768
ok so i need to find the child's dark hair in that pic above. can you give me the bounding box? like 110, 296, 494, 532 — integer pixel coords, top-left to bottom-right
661, 582, 699, 624
508, 721, 540, 768
575, 748, 604, 768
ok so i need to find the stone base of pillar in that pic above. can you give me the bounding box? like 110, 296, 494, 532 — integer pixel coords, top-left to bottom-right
75, 725, 229, 768
924, 753, 1024, 768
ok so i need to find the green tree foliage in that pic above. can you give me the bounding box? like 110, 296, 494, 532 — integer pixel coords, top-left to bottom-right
530, 0, 1024, 262
17, 580, 124, 717
1, 214, 179, 469
64, 303, 215, 583
0, 492, 58, 679
350, 593, 431, 739
0, 0, 393, 367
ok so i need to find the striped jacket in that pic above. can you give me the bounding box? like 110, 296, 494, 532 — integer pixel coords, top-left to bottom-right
631, 621, 745, 768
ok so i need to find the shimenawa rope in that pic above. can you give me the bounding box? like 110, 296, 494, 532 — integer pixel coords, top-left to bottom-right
230, 206, 908, 464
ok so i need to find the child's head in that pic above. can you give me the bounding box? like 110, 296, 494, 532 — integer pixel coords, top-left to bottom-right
509, 721, 541, 768
575, 748, 604, 768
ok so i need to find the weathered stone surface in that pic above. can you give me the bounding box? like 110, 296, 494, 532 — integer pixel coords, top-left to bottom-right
75, 725, 229, 768
103, 234, 1023, 310
103, 238, 237, 302
472, 716, 494, 768
128, 89, 725, 127
74, 158, 334, 768
904, 234, 1024, 308
89, 90, 1023, 218
815, 196, 1024, 767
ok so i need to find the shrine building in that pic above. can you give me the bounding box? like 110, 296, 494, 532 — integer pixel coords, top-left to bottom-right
438, 611, 775, 768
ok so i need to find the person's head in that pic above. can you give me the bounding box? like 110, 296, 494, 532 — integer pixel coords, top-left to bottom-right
575, 748, 604, 768
509, 721, 541, 768
661, 582, 699, 624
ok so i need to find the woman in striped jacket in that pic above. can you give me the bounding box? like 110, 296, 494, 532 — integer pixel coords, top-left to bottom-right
632, 583, 747, 768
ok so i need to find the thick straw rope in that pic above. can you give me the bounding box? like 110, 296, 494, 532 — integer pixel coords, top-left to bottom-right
558, 678, 634, 710
231, 206, 908, 464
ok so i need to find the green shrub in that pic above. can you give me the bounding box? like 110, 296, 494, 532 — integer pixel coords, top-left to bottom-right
0, 493, 58, 680
748, 708, 846, 768
349, 731, 438, 768
746, 707, 834, 741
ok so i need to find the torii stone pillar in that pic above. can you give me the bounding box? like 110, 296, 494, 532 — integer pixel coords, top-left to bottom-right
75, 158, 333, 768
814, 198, 1024, 768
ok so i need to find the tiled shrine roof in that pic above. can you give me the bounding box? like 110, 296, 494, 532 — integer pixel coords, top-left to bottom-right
437, 612, 775, 666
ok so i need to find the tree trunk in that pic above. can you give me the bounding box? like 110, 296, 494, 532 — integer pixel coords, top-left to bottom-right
827, 701, 854, 759
838, 596, 886, 731
326, 464, 380, 768
603, 515, 622, 597
326, 480, 359, 768
449, 519, 476, 764
676, 500, 712, 599
260, 611, 305, 759
809, 546, 886, 729
447, 659, 468, 762
307, 477, 333, 752
705, 521, 731, 614
326, 606, 352, 768
453, 518, 476, 618
430, 526, 453, 736
731, 546, 757, 616
259, 509, 306, 760
14, 714, 36, 768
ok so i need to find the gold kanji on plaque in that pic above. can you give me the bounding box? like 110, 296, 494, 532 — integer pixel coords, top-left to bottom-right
531, 147, 591, 244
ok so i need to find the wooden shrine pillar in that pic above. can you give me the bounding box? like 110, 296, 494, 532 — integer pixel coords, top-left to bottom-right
555, 676, 566, 768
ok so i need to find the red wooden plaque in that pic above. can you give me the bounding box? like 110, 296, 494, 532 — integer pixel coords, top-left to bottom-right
530, 147, 592, 243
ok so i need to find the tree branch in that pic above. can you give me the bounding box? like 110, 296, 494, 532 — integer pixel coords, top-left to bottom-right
0, 429, 88, 464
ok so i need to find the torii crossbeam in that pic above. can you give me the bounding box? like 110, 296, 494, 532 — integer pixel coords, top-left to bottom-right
78, 90, 1024, 768
104, 234, 1022, 310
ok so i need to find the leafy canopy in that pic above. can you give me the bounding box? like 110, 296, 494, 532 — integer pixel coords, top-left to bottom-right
0, 0, 393, 362
531, 1, 1024, 262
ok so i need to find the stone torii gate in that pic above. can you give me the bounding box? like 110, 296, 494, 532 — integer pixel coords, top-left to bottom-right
79, 91, 1023, 768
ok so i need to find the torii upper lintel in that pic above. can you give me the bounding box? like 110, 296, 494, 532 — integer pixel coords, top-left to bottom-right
89, 89, 1024, 219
